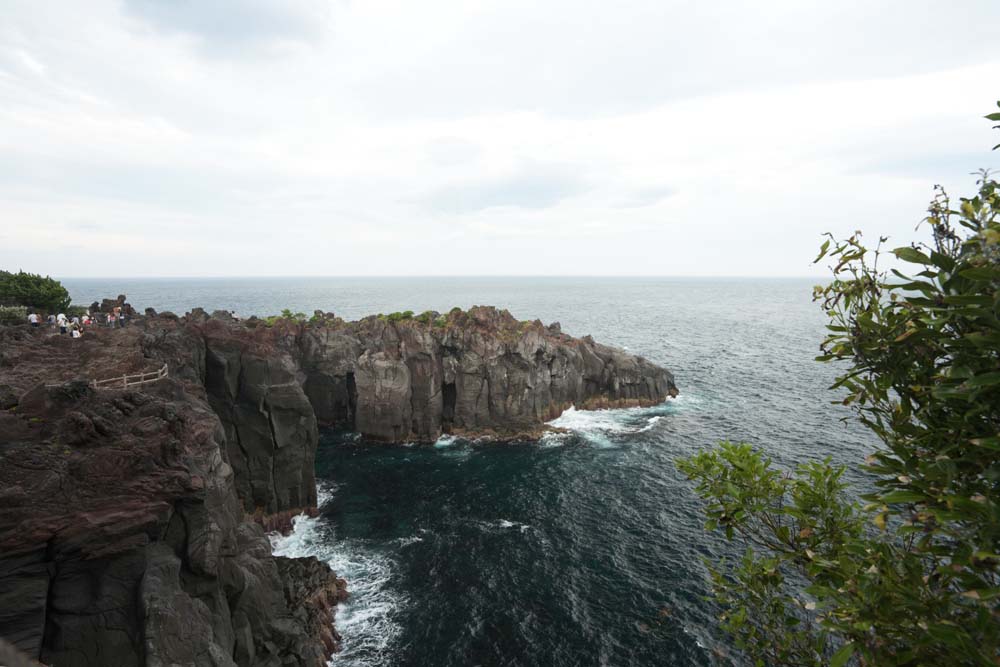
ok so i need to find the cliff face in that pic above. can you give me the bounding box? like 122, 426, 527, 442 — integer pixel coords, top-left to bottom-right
183, 306, 678, 443
0, 326, 343, 667
0, 303, 676, 666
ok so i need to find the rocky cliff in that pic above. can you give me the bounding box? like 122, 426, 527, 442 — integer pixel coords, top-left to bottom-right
166, 305, 678, 444
0, 325, 344, 667
0, 303, 676, 666
303, 307, 676, 442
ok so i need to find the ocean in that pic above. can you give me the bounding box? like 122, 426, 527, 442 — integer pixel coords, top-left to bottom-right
63, 277, 877, 666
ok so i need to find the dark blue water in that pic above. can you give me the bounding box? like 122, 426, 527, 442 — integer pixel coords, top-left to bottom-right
64, 277, 877, 666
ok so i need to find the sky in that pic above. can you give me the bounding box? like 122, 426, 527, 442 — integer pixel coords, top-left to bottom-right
1, 1, 999, 278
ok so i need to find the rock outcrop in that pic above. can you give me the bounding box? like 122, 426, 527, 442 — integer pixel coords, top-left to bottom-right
159, 306, 678, 444
0, 327, 344, 667
0, 302, 676, 666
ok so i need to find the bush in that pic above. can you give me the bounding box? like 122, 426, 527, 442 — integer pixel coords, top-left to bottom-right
385, 310, 414, 323
262, 310, 308, 326
678, 107, 1000, 666
0, 271, 71, 312
0, 305, 28, 325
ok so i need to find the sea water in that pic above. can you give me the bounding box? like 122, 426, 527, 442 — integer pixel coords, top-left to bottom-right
63, 277, 876, 666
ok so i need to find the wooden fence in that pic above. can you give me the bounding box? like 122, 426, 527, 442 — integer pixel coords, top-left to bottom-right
91, 363, 169, 389
45, 363, 169, 390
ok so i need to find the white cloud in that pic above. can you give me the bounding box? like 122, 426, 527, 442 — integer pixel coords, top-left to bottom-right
0, 0, 998, 277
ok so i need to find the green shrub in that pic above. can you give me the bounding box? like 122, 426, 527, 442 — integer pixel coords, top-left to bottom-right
0, 305, 28, 325
263, 310, 307, 326
385, 310, 414, 322
678, 106, 1000, 667
0, 271, 71, 312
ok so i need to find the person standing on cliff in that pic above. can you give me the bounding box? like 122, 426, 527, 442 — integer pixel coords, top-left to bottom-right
56, 313, 67, 334
27, 312, 39, 328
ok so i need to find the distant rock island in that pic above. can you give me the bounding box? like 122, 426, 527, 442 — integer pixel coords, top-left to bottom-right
0, 298, 677, 666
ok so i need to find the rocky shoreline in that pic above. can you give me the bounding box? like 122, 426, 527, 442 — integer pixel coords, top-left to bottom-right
0, 301, 676, 666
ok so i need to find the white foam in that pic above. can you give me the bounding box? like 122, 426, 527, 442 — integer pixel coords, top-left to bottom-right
269, 485, 403, 667
544, 405, 670, 448
315, 481, 338, 508
433, 434, 458, 448
475, 519, 531, 534
394, 535, 424, 547
539, 431, 571, 448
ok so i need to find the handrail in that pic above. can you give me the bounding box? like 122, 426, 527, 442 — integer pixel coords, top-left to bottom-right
44, 363, 169, 390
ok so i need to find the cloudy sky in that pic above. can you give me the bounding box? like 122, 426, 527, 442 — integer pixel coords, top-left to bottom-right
1, 1, 998, 277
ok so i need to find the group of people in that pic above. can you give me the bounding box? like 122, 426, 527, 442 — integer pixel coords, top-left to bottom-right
27, 306, 128, 338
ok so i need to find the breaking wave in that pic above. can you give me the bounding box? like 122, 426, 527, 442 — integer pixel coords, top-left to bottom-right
269, 483, 404, 667
545, 404, 670, 447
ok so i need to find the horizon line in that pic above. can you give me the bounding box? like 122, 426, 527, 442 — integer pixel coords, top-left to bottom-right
56, 274, 825, 280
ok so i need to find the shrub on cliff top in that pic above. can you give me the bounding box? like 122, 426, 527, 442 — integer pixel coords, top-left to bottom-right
261, 310, 307, 326
678, 105, 1000, 666
0, 271, 71, 313
0, 305, 28, 325
385, 310, 414, 322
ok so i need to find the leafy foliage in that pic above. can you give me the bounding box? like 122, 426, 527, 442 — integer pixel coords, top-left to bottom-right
386, 310, 414, 322
0, 305, 28, 325
678, 107, 1000, 666
0, 270, 71, 313
262, 309, 307, 326
988, 101, 1000, 151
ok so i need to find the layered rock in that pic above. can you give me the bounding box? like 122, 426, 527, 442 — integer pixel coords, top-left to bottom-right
140, 314, 320, 529
0, 326, 343, 667
0, 302, 676, 666
173, 305, 678, 444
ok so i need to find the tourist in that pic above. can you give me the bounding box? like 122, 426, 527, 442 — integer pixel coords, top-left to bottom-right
57, 313, 68, 334
70, 323, 83, 338
108, 312, 116, 328
27, 312, 39, 328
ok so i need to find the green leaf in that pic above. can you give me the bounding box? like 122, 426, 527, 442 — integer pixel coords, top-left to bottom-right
959, 266, 1000, 281
881, 490, 928, 504
930, 250, 956, 271
814, 239, 831, 263
966, 372, 1000, 389
986, 112, 1000, 121
830, 642, 855, 667
893, 246, 933, 265
894, 280, 936, 293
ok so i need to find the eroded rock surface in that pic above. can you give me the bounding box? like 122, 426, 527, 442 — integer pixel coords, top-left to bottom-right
158, 305, 678, 444
0, 326, 342, 667
0, 302, 676, 666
